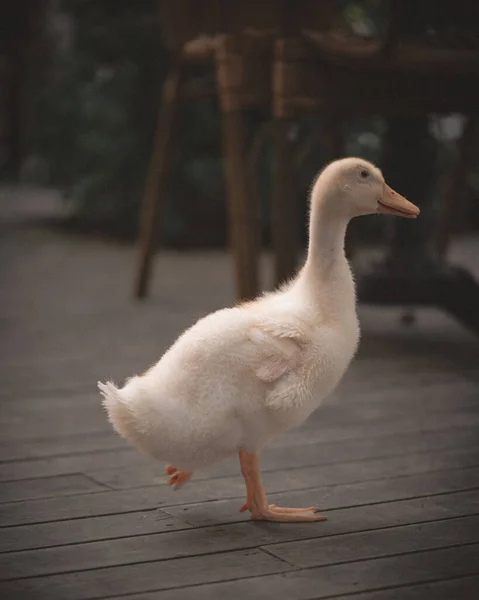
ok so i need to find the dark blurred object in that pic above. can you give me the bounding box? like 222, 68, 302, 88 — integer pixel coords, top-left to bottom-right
355, 1, 479, 335
135, 0, 335, 300
0, 0, 48, 178
359, 116, 479, 335
272, 0, 479, 282
270, 0, 479, 334
137, 0, 479, 310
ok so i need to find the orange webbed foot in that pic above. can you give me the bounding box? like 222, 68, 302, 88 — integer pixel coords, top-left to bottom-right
254, 504, 326, 522
165, 465, 191, 490
239, 501, 325, 522
238, 451, 326, 522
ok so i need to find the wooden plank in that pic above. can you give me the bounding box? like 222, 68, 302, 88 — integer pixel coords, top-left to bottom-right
1, 403, 476, 463
0, 417, 111, 441
85, 446, 479, 492
0, 548, 290, 600
0, 474, 107, 504
0, 517, 477, 600
310, 575, 479, 600
315, 388, 478, 422
163, 466, 479, 527
2, 389, 475, 466
0, 382, 99, 402
0, 432, 125, 462
297, 399, 479, 430
264, 514, 479, 567
4, 466, 479, 552
338, 379, 479, 403
275, 410, 479, 448
2, 378, 476, 414
0, 408, 104, 436
0, 397, 100, 416
1, 489, 477, 580
4, 521, 479, 600
0, 390, 96, 408
341, 367, 479, 391
115, 544, 479, 600
1, 217, 478, 600
2, 358, 472, 404
0, 448, 146, 482
1, 425, 476, 482
0, 356, 472, 402
2, 458, 478, 531
1, 362, 475, 414
0, 486, 167, 528
0, 510, 192, 553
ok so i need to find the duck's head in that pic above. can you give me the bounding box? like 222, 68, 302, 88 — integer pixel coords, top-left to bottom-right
313, 157, 420, 220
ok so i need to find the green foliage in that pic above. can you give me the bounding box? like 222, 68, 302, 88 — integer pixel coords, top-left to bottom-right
30, 0, 478, 244
30, 0, 392, 244
31, 0, 233, 242
31, 0, 168, 234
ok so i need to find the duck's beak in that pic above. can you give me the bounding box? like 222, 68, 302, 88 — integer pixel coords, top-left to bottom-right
377, 184, 420, 218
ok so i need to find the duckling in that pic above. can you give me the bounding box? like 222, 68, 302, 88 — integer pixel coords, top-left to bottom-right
99, 157, 419, 522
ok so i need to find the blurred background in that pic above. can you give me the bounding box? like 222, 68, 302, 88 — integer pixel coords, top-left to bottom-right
1, 0, 478, 246
1, 2, 479, 598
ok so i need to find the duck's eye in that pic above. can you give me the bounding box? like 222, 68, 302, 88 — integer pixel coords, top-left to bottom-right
360, 170, 369, 179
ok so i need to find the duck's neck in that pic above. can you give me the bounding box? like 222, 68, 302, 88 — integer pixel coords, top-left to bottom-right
296, 192, 354, 315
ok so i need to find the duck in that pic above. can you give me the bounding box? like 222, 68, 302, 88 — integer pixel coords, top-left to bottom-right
99, 157, 419, 522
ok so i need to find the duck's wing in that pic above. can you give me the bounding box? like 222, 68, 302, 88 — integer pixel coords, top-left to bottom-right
247, 319, 305, 383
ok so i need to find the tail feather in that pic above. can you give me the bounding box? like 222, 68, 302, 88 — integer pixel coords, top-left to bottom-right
98, 380, 126, 406
98, 381, 137, 441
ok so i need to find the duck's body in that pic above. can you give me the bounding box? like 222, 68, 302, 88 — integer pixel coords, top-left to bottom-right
104, 262, 359, 471
100, 158, 418, 522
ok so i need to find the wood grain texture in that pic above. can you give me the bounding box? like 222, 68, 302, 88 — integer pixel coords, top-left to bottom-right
84, 446, 479, 493
0, 198, 478, 599
111, 545, 479, 600
0, 510, 192, 553
0, 474, 108, 504
1, 489, 478, 580
1, 424, 476, 481
0, 549, 290, 600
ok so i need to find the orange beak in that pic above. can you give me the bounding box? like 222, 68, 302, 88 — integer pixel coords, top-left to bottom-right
377, 184, 420, 218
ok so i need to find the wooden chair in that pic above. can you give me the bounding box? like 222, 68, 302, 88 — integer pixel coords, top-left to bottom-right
133, 0, 334, 301
271, 0, 479, 285
135, 0, 479, 327
269, 0, 479, 333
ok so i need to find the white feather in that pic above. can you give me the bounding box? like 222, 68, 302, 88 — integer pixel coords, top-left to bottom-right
98, 158, 395, 472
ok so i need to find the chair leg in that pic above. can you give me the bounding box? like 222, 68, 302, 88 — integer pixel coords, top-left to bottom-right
133, 60, 184, 299
273, 116, 299, 285
272, 39, 300, 287
216, 36, 260, 301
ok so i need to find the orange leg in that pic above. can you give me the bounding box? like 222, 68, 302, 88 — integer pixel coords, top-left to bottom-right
238, 450, 326, 522
165, 465, 191, 490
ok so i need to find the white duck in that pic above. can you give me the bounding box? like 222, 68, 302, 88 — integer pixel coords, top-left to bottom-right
99, 157, 419, 522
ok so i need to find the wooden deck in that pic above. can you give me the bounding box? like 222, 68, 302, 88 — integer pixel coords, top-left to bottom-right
1, 188, 479, 599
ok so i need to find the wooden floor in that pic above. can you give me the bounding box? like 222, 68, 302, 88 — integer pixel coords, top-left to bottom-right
1, 188, 479, 599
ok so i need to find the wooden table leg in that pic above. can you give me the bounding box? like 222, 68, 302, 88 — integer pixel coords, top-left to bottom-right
216, 35, 260, 301
358, 116, 479, 336
271, 38, 300, 287
133, 60, 184, 299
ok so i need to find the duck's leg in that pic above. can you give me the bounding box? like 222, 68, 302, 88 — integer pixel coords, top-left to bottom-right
165, 465, 191, 490
238, 450, 326, 522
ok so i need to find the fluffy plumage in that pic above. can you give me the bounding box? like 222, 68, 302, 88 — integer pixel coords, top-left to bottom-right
99, 157, 419, 521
